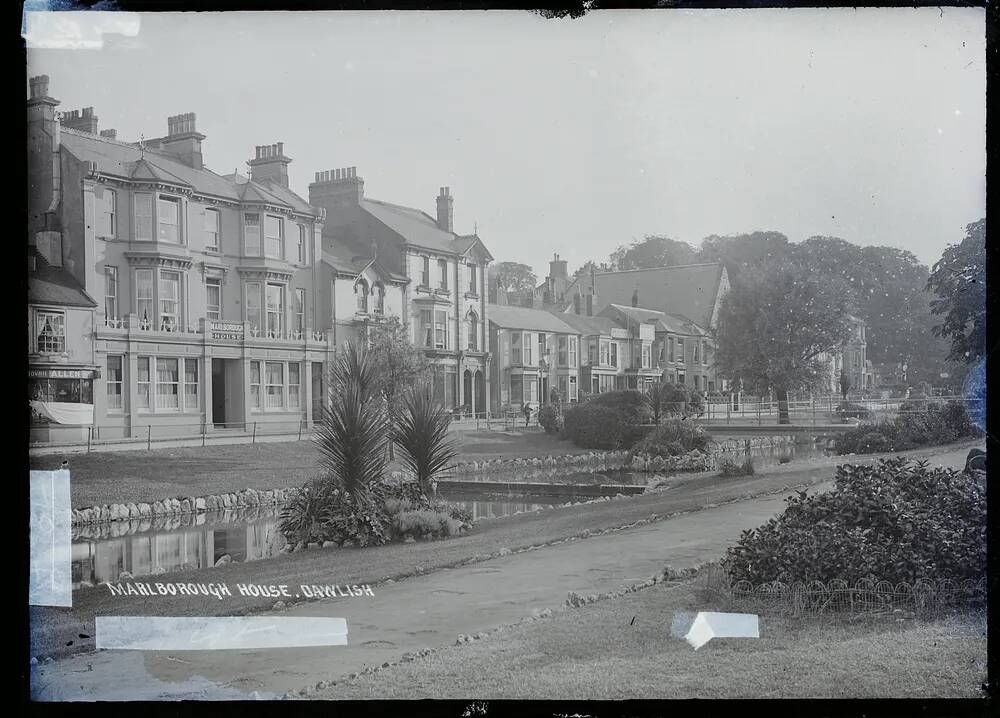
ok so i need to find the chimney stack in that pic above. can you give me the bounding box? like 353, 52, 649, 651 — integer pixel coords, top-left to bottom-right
59, 107, 98, 134
160, 112, 205, 169
308, 166, 365, 212
549, 252, 568, 280
248, 142, 292, 188
27, 75, 64, 265
436, 186, 454, 233
99, 129, 117, 140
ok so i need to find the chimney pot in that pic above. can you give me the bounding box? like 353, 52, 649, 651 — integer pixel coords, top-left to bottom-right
29, 75, 50, 98
277, 142, 284, 155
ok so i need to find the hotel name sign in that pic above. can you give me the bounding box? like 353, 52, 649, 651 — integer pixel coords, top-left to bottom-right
211, 321, 245, 341
29, 368, 96, 379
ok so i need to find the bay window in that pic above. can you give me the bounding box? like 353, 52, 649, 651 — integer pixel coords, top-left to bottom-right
266, 362, 284, 409
294, 288, 306, 333
157, 197, 180, 244
438, 259, 448, 290
288, 363, 301, 409
569, 337, 578, 367
642, 344, 651, 369
569, 376, 578, 401
434, 310, 448, 349
158, 271, 181, 331
104, 266, 118, 320
137, 357, 150, 408
135, 194, 153, 241
511, 332, 522, 365
523, 333, 533, 365
266, 283, 285, 337
676, 338, 685, 363
245, 282, 262, 331
184, 359, 198, 408
557, 336, 567, 366
156, 358, 179, 409
356, 279, 369, 313
99, 189, 116, 238
420, 310, 433, 347
244, 213, 261, 256
264, 215, 283, 259
297, 224, 307, 263
136, 269, 154, 326
250, 362, 261, 409
374, 284, 385, 315
599, 339, 610, 366
610, 342, 618, 368
421, 257, 430, 286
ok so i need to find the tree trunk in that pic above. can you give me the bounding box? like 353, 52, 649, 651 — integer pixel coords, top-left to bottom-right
775, 387, 791, 425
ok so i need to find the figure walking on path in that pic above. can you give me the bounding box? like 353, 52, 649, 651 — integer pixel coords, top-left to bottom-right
522, 403, 532, 428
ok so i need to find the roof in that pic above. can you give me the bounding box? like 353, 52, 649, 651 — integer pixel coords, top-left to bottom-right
562, 263, 727, 329
59, 128, 316, 215
487, 304, 579, 333
360, 198, 489, 258
554, 312, 620, 336
321, 233, 407, 282
28, 250, 97, 308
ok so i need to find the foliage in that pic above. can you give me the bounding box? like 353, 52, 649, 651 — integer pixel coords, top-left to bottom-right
537, 403, 564, 435
393, 384, 461, 494
279, 481, 389, 547
718, 458, 755, 477
835, 401, 873, 421
609, 235, 698, 270
491, 261, 538, 295
723, 458, 987, 585
632, 419, 710, 458
315, 341, 387, 497
391, 509, 464, 541
562, 403, 625, 450
589, 390, 654, 447
698, 231, 790, 279
714, 255, 854, 423
838, 370, 851, 400
644, 382, 704, 423
926, 218, 986, 364
834, 400, 981, 454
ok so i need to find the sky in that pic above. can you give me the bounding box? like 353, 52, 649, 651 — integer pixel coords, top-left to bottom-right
26, 8, 986, 279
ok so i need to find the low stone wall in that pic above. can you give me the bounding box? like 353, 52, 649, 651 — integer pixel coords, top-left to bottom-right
628, 449, 715, 474
72, 487, 299, 527
451, 450, 633, 476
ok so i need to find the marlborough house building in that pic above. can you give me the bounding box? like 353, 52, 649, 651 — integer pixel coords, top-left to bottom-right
28, 76, 331, 442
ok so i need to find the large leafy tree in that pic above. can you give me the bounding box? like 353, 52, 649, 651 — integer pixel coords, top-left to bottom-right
698, 231, 790, 279
609, 235, 698, 270
714, 256, 855, 423
926, 218, 987, 364
490, 261, 537, 295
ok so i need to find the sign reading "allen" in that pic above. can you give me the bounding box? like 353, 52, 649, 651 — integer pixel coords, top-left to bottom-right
210, 321, 245, 341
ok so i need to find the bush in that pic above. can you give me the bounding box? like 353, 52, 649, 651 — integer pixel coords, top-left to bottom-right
279, 482, 389, 547
391, 509, 464, 541
563, 403, 623, 449
718, 458, 755, 477
537, 403, 564, 435
835, 401, 981, 454
835, 401, 873, 421
587, 390, 653, 448
633, 419, 710, 458
722, 458, 986, 585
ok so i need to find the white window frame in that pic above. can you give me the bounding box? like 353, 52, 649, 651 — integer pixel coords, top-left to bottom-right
421, 257, 430, 286
106, 355, 124, 411
568, 336, 578, 368
99, 188, 116, 238
206, 278, 222, 320
511, 331, 522, 365
34, 309, 66, 354
557, 336, 567, 366
157, 196, 181, 245
184, 358, 199, 409
468, 264, 477, 294
468, 311, 478, 351
204, 208, 220, 252
438, 259, 448, 290
265, 282, 285, 338
155, 357, 180, 411
434, 310, 448, 350
294, 288, 306, 333
265, 361, 285, 409
522, 332, 533, 365
104, 266, 118, 320
250, 361, 262, 409
245, 281, 262, 331
288, 362, 301, 409
137, 356, 151, 409
135, 268, 154, 326
264, 215, 284, 260
296, 224, 307, 264
158, 270, 182, 331
244, 213, 262, 257
134, 193, 153, 241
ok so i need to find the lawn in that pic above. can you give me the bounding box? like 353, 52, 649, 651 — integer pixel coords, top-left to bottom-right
313, 576, 988, 699
29, 429, 587, 508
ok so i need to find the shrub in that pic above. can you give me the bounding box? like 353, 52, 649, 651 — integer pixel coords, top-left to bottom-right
718, 458, 755, 477
835, 401, 981, 455
391, 509, 464, 541
723, 458, 986, 585
633, 419, 711, 458
835, 401, 873, 421
538, 403, 564, 435
563, 403, 624, 450
280, 482, 389, 547
645, 383, 705, 420
588, 390, 653, 447
394, 385, 460, 494
431, 500, 474, 526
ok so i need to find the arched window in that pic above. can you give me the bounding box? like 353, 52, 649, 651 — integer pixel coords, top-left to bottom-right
374, 283, 385, 315
356, 278, 369, 313
467, 310, 479, 351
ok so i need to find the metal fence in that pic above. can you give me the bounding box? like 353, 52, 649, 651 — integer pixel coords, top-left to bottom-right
700, 563, 987, 617
76, 419, 312, 452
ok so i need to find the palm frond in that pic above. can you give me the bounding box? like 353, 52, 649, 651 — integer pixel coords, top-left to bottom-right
394, 383, 461, 494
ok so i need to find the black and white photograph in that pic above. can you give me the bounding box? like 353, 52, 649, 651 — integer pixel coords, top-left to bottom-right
25, 4, 989, 705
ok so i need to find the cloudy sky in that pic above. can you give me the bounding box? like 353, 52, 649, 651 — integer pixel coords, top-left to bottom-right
27, 8, 985, 278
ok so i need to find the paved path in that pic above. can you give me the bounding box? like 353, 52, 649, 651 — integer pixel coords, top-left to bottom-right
30, 445, 976, 701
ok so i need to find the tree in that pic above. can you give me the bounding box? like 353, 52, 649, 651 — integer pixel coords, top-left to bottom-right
714, 256, 855, 424
610, 235, 697, 270
362, 316, 429, 458
491, 262, 537, 296
573, 260, 602, 278
926, 219, 987, 364
698, 231, 790, 279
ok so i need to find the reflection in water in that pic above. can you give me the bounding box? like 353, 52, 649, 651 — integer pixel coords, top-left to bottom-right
71, 494, 576, 589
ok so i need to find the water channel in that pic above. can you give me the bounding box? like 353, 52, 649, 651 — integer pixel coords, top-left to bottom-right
71, 442, 831, 589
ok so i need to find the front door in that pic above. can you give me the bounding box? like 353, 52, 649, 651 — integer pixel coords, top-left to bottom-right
211, 359, 226, 427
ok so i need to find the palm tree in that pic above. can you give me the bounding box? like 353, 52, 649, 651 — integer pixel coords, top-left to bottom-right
644, 382, 669, 425
394, 383, 460, 495
314, 341, 387, 496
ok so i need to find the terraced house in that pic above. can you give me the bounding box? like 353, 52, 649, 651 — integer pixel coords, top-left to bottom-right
27, 76, 332, 443
309, 173, 493, 416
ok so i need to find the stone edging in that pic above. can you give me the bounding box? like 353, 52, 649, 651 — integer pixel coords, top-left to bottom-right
72, 487, 299, 526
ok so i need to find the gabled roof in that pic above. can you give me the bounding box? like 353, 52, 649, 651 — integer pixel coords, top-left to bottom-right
561, 263, 727, 329
321, 233, 407, 283
554, 312, 620, 336
487, 304, 579, 333
59, 128, 317, 215
28, 249, 97, 308
360, 198, 484, 257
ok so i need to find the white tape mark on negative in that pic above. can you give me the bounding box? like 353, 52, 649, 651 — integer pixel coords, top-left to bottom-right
683, 611, 759, 650
96, 616, 349, 651
23, 10, 141, 50
29, 470, 72, 607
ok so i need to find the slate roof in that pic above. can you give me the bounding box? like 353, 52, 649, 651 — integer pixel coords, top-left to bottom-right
59, 128, 316, 215
360, 199, 492, 258
28, 249, 97, 308
487, 304, 579, 333
561, 263, 727, 329
554, 312, 620, 336
321, 233, 408, 282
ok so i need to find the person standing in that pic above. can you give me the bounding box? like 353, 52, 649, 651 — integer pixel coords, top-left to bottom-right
522, 403, 532, 428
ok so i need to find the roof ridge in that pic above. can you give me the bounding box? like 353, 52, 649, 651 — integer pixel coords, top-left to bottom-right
592, 261, 722, 276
